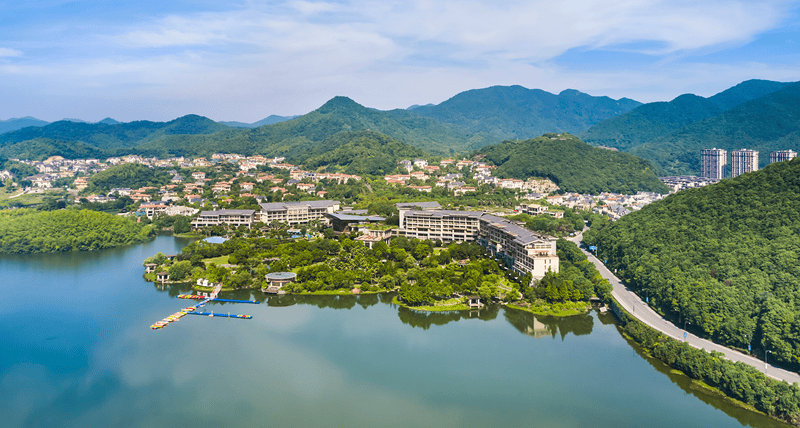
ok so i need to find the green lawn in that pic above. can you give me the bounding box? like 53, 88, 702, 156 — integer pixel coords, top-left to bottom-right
203, 255, 230, 265
392, 295, 473, 312
507, 301, 589, 317
0, 188, 66, 208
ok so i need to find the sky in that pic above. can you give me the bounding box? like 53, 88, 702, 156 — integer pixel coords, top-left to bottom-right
0, 0, 799, 123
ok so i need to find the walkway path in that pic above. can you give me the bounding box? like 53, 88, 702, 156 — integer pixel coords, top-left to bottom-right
568, 232, 800, 385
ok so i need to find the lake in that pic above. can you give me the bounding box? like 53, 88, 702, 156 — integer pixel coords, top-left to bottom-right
0, 236, 789, 427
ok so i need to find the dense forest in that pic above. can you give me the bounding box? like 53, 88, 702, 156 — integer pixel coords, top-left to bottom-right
592, 158, 800, 366
83, 163, 173, 194
0, 208, 153, 253
303, 130, 427, 176
477, 133, 669, 194
0, 138, 108, 161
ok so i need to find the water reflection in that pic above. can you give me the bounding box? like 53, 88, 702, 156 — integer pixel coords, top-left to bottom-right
257, 292, 389, 310
617, 326, 792, 428
396, 304, 500, 329
504, 307, 594, 340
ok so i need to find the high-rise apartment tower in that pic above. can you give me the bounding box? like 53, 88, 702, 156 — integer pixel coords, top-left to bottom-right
769, 150, 797, 164
701, 148, 727, 179
731, 149, 759, 178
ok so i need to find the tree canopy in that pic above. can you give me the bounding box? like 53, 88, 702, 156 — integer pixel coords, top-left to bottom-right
595, 158, 800, 366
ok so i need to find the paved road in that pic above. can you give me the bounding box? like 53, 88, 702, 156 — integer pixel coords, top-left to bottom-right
568, 233, 800, 385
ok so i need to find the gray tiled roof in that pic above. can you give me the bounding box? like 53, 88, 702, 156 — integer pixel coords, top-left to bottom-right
396, 201, 442, 210
402, 209, 482, 219
199, 209, 255, 216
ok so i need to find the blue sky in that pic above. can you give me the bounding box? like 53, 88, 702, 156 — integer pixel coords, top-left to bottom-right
0, 0, 798, 122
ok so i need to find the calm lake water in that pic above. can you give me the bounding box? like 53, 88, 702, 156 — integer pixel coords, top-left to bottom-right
0, 236, 789, 428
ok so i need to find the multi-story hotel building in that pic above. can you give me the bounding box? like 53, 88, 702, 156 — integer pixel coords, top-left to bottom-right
397, 209, 483, 242
769, 150, 797, 164
191, 209, 256, 229
731, 149, 759, 178
479, 215, 559, 280
258, 200, 340, 225
701, 148, 727, 179
398, 208, 559, 280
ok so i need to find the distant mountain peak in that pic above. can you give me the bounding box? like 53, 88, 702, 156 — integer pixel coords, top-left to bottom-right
98, 118, 120, 125
317, 96, 363, 114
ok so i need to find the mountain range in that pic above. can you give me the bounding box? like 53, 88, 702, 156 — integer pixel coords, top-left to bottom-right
413, 85, 641, 140
580, 79, 798, 175
1, 80, 797, 178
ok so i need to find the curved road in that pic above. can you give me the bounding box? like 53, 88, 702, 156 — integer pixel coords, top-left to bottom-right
568, 233, 800, 385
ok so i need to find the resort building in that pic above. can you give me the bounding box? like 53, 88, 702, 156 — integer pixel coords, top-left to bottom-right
769, 150, 797, 164
191, 209, 256, 229
701, 148, 727, 179
397, 208, 559, 280
398, 209, 483, 242
731, 149, 759, 178
258, 200, 341, 225
478, 215, 559, 280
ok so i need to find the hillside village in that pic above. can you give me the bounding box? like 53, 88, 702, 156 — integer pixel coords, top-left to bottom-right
1, 152, 670, 224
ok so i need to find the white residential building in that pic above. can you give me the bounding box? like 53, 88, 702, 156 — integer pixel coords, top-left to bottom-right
731, 149, 758, 178
701, 148, 727, 179
769, 150, 797, 164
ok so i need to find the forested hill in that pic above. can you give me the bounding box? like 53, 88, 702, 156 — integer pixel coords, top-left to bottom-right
303, 130, 428, 176
0, 117, 49, 134
412, 85, 641, 140
579, 79, 790, 152
593, 158, 800, 366
0, 208, 154, 253
629, 82, 800, 175
0, 114, 227, 151
476, 134, 669, 194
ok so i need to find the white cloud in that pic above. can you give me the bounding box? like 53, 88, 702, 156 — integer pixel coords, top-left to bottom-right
0, 0, 797, 121
0, 47, 22, 57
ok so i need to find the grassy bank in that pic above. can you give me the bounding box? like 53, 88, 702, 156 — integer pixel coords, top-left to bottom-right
507, 301, 589, 317
392, 295, 473, 312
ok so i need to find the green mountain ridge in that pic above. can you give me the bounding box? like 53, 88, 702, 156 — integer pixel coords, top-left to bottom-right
580, 79, 791, 153
476, 134, 669, 194
134, 96, 496, 159
0, 114, 228, 151
414, 85, 641, 140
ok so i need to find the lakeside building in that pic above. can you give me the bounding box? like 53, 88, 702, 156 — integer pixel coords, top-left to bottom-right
191, 209, 256, 229
397, 208, 558, 280
731, 149, 759, 178
701, 148, 727, 179
478, 214, 559, 279
769, 150, 797, 164
258, 200, 340, 225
